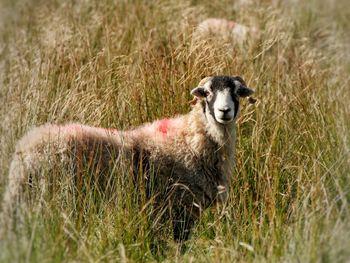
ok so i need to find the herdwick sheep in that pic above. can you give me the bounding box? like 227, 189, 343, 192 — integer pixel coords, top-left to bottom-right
1, 75, 254, 241
195, 18, 259, 43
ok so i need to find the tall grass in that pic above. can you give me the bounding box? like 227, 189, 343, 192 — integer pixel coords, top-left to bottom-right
0, 0, 349, 262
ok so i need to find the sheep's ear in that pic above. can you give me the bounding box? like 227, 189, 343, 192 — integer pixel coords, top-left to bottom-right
191, 87, 207, 98
232, 76, 254, 97
237, 86, 254, 97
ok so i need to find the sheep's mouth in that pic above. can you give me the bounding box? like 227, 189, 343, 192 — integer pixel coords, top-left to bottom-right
217, 117, 234, 124
214, 111, 234, 124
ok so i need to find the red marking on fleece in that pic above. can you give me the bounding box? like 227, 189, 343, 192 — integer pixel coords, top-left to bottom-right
157, 119, 170, 135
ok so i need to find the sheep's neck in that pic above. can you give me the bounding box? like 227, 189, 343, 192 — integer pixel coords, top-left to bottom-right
189, 102, 235, 157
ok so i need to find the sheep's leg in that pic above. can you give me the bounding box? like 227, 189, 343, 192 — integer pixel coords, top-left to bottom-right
172, 206, 195, 242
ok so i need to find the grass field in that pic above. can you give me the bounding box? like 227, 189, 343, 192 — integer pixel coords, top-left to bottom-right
0, 0, 350, 262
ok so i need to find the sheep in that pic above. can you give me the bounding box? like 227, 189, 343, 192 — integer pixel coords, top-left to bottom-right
1, 75, 254, 241
194, 18, 259, 44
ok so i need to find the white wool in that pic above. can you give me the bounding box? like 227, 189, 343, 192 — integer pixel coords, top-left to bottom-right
194, 18, 259, 43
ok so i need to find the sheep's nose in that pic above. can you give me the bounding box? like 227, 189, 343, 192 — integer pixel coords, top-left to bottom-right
219, 107, 231, 114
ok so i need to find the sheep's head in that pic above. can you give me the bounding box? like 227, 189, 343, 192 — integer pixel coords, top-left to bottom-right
191, 76, 254, 124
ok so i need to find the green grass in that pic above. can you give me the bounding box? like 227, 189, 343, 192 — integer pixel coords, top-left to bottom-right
1, 0, 350, 262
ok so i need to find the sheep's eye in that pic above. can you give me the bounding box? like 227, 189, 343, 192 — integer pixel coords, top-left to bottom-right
204, 90, 210, 97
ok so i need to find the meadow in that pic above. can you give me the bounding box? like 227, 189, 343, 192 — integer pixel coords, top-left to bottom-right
0, 0, 349, 262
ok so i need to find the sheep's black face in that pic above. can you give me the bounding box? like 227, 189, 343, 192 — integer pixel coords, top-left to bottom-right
191, 76, 254, 124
